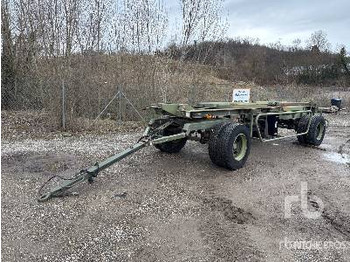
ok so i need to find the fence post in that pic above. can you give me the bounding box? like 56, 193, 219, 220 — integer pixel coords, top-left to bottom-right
117, 86, 122, 123
62, 80, 66, 130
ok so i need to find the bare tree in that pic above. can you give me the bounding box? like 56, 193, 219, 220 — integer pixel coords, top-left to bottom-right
179, 0, 227, 46
108, 0, 167, 53
291, 38, 302, 51
62, 0, 80, 56
75, 0, 109, 53
306, 30, 331, 52
1, 0, 16, 108
180, 0, 202, 46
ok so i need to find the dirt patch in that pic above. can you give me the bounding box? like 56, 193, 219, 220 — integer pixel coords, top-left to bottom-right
1, 110, 144, 140
2, 152, 75, 174
203, 197, 255, 224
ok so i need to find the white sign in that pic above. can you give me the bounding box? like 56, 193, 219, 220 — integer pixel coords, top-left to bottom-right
233, 89, 250, 103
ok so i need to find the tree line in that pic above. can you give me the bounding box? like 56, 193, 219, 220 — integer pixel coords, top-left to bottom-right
164, 30, 350, 85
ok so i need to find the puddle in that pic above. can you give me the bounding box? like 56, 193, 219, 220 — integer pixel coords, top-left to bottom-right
323, 152, 350, 165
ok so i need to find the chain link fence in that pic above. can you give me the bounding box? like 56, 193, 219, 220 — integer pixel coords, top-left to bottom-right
1, 55, 235, 131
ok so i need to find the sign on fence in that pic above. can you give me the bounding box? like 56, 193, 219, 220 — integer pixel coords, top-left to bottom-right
232, 89, 250, 103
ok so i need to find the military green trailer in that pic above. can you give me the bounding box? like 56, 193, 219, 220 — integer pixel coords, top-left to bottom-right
38, 101, 326, 202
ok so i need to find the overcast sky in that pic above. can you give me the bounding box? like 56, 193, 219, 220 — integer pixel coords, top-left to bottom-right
166, 0, 350, 51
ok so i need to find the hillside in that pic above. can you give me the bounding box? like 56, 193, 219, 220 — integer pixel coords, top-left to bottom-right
163, 40, 350, 86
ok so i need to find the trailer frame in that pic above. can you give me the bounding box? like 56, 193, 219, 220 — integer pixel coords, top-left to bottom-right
38, 101, 325, 202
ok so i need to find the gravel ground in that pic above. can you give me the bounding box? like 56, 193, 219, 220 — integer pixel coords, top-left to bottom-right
1, 111, 350, 262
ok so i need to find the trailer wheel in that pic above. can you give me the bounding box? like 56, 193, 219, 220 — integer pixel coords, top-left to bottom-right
306, 115, 326, 146
208, 122, 231, 166
296, 116, 310, 144
210, 123, 251, 170
154, 126, 187, 153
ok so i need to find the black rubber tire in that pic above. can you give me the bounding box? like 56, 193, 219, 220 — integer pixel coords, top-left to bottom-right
154, 126, 187, 153
208, 122, 231, 166
306, 115, 326, 146
209, 123, 251, 170
296, 115, 310, 144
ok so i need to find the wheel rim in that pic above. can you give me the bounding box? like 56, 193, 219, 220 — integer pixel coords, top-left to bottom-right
232, 133, 248, 161
316, 122, 325, 140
